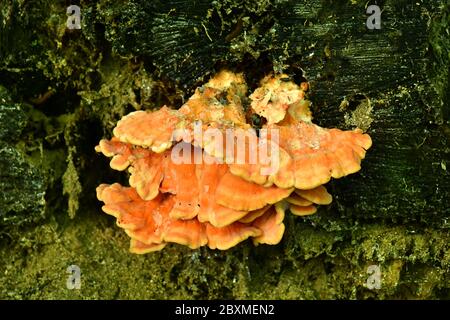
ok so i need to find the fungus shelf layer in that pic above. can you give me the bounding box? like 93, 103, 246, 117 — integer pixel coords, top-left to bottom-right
96, 70, 371, 253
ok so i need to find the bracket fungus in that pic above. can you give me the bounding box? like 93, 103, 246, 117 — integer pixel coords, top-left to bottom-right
96, 70, 372, 253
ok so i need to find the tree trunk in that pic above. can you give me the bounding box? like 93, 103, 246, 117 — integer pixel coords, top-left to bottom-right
0, 0, 448, 299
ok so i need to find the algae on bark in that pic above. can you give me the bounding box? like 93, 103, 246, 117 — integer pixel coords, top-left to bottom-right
0, 0, 449, 299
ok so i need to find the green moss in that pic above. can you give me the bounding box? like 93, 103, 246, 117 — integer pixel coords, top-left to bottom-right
0, 145, 46, 227
0, 102, 27, 142
0, 0, 449, 300
62, 152, 82, 219
2, 208, 448, 299
342, 96, 374, 131
428, 3, 450, 123
79, 58, 157, 132
0, 91, 47, 227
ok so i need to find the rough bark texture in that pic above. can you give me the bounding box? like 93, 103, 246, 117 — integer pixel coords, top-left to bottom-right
0, 0, 449, 299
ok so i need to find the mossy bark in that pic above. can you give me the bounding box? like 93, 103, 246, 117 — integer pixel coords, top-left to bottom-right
0, 0, 448, 299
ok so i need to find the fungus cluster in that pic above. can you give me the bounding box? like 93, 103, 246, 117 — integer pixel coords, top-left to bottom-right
96, 70, 372, 253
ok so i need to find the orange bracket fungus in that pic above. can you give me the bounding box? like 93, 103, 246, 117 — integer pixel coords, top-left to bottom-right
96, 70, 372, 253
